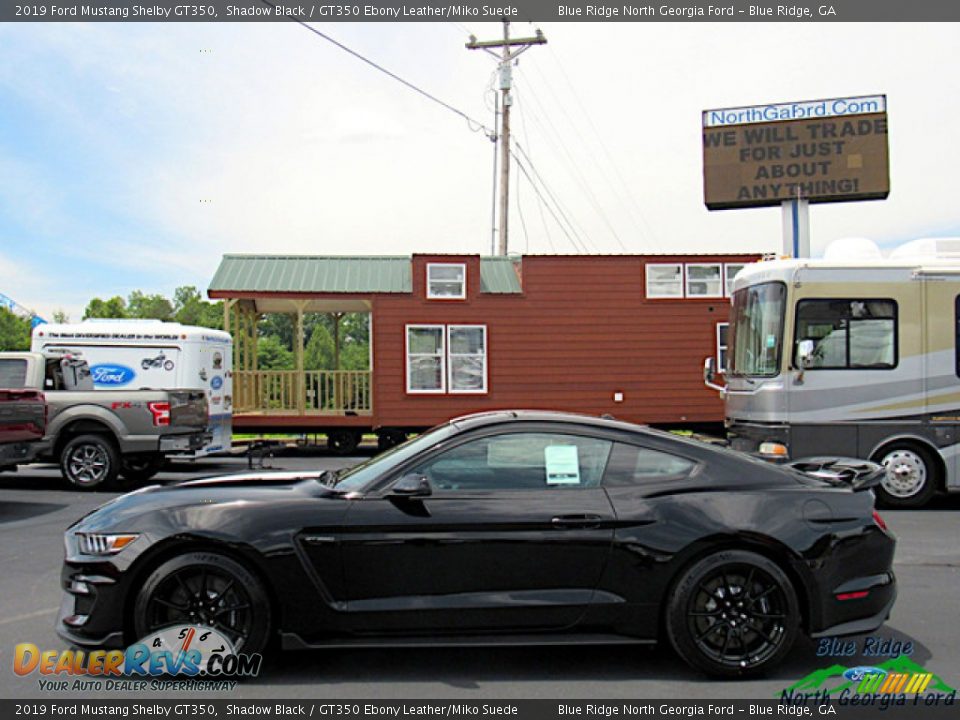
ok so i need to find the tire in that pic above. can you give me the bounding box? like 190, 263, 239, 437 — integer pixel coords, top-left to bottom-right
874, 443, 939, 508
134, 551, 272, 656
376, 429, 407, 452
60, 434, 120, 490
120, 454, 165, 484
666, 550, 799, 678
327, 429, 360, 455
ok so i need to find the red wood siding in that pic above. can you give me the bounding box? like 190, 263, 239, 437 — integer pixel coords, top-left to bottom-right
370, 254, 752, 428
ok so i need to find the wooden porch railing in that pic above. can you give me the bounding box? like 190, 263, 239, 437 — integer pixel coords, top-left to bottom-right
234, 370, 372, 414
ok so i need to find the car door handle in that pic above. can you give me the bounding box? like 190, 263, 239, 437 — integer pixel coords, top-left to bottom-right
551, 514, 605, 529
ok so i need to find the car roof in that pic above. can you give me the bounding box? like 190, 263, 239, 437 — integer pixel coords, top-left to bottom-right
449, 409, 650, 435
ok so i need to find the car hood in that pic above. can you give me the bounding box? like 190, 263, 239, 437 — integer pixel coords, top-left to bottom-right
70, 470, 342, 533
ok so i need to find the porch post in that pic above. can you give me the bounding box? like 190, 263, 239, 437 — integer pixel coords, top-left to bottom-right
294, 301, 307, 414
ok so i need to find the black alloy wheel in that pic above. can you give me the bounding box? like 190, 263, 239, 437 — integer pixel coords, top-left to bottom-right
667, 550, 799, 677
134, 552, 272, 655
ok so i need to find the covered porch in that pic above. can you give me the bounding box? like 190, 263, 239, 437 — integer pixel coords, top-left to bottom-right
223, 296, 373, 417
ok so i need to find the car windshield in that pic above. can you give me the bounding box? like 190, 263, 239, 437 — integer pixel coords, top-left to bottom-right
331, 423, 458, 493
728, 281, 786, 377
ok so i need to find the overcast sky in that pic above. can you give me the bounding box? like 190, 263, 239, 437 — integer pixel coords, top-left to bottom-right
1, 21, 958, 321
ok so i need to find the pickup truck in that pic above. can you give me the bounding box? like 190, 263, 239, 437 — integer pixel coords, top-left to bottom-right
0, 351, 209, 489
0, 388, 46, 470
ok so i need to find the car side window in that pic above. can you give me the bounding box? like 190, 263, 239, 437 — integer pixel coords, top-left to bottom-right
411, 432, 613, 491
602, 442, 696, 486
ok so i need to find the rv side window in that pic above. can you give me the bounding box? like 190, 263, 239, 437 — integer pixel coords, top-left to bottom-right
795, 299, 897, 370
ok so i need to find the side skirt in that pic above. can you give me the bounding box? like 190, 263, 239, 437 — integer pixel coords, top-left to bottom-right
281, 632, 656, 650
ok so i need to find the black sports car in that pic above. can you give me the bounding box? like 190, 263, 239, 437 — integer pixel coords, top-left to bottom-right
58, 411, 896, 676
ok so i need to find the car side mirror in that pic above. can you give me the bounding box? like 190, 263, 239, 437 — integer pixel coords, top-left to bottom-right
797, 339, 815, 369
391, 473, 432, 497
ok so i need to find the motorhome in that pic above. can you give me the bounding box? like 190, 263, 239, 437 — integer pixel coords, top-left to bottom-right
705, 238, 960, 507
32, 320, 232, 456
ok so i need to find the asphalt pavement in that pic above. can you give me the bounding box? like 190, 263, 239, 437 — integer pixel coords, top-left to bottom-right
1, 455, 958, 700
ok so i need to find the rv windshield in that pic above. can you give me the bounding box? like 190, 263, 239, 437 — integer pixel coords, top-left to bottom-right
729, 282, 786, 377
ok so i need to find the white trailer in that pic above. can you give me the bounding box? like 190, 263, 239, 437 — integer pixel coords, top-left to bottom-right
32, 320, 232, 457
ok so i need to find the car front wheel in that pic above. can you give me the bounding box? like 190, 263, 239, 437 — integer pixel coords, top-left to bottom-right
666, 550, 799, 677
134, 551, 272, 655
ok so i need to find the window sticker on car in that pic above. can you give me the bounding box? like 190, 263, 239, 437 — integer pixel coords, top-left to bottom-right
545, 445, 580, 485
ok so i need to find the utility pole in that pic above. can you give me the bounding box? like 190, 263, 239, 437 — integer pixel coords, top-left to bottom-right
467, 21, 546, 256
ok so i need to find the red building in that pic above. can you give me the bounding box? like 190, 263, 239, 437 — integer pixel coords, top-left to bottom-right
208, 253, 756, 451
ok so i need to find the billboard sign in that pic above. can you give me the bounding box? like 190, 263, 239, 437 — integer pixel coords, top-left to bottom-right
702, 94, 889, 210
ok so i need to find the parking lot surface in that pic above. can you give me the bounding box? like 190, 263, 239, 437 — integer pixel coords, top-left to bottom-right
1, 455, 958, 699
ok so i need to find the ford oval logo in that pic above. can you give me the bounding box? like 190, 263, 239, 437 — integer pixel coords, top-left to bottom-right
90, 364, 136, 387
211, 376, 223, 390
843, 666, 886, 682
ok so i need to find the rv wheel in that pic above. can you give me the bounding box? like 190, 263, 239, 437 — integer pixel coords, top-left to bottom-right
874, 443, 938, 508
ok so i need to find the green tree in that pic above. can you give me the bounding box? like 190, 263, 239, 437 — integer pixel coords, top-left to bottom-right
173, 286, 223, 329
83, 296, 128, 319
52, 309, 70, 324
127, 291, 174, 321
256, 335, 294, 370
304, 323, 335, 370
0, 307, 31, 351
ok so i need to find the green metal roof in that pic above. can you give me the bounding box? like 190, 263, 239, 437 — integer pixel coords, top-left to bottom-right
479, 257, 522, 294
209, 255, 523, 295
209, 255, 412, 294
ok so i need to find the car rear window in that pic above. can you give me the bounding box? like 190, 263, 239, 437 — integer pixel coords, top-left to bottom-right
602, 442, 696, 486
0, 359, 27, 388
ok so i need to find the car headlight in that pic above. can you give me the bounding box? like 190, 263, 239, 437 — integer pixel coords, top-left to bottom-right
76, 533, 139, 556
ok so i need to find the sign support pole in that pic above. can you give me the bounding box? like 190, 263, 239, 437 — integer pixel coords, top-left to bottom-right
781, 198, 810, 258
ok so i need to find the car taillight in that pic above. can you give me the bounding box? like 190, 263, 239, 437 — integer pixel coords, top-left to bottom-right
872, 510, 888, 532
148, 401, 170, 426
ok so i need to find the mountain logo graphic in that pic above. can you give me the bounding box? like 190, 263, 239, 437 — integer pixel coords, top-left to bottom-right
779, 655, 956, 697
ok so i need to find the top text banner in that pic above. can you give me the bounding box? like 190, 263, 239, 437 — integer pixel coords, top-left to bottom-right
4, 0, 960, 22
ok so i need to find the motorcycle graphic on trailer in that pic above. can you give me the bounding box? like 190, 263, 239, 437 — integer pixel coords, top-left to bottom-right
141, 351, 175, 371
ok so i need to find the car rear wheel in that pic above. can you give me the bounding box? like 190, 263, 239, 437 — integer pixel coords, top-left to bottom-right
60, 434, 120, 490
666, 550, 799, 677
874, 443, 938, 508
133, 551, 272, 655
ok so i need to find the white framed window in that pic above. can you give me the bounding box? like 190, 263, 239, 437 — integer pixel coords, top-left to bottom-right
716, 322, 729, 373
645, 263, 683, 298
406, 325, 446, 393
448, 325, 487, 394
427, 263, 466, 299
686, 263, 723, 298
724, 263, 746, 297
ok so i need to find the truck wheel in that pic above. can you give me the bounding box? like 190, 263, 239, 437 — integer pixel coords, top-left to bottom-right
60, 434, 120, 490
120, 454, 165, 484
327, 430, 360, 455
874, 442, 939, 508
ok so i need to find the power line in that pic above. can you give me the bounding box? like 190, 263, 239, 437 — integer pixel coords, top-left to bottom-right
512, 145, 591, 254
261, 2, 494, 138
514, 85, 555, 252
541, 48, 665, 252
515, 69, 626, 252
